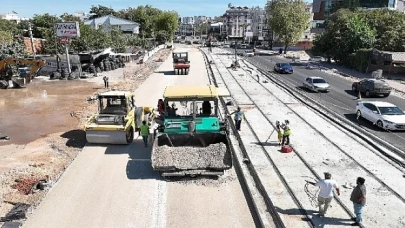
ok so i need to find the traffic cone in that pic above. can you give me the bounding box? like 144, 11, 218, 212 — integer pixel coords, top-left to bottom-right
357, 91, 362, 100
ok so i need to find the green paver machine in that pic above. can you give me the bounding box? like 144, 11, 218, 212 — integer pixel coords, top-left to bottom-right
151, 85, 232, 177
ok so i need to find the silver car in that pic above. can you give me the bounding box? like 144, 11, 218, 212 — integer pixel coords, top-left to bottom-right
303, 76, 331, 92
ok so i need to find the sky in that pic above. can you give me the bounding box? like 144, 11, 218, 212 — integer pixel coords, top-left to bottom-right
2, 0, 273, 18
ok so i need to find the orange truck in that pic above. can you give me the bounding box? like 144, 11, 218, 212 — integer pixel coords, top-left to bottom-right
172, 52, 190, 75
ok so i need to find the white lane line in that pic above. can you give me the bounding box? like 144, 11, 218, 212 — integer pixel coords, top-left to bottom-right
151, 180, 167, 228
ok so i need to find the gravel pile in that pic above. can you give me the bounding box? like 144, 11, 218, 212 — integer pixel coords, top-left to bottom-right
152, 143, 231, 170
169, 172, 237, 187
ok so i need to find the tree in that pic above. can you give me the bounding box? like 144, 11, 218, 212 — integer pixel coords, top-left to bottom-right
0, 19, 19, 36
155, 11, 179, 41
266, 0, 311, 53
89, 5, 118, 19
195, 22, 210, 36
60, 13, 81, 22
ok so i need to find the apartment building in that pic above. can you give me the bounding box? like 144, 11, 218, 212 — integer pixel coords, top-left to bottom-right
194, 16, 212, 24
249, 6, 268, 41
182, 17, 195, 25
222, 6, 252, 39
72, 12, 91, 22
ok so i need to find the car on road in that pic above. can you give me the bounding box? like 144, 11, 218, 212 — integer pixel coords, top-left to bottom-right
356, 101, 405, 130
310, 56, 326, 62
244, 50, 254, 57
274, 63, 293, 74
351, 79, 392, 97
303, 76, 331, 92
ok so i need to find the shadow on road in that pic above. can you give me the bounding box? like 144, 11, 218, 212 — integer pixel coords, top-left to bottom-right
155, 70, 175, 75
344, 89, 358, 97
343, 113, 384, 132
60, 129, 87, 148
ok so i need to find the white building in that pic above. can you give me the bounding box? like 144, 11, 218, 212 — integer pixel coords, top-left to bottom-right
182, 17, 195, 25
0, 12, 28, 23
301, 3, 314, 41
223, 6, 252, 40
250, 7, 268, 41
72, 12, 91, 22
84, 15, 140, 34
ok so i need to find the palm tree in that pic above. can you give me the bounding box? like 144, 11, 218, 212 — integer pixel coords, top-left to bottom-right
240, 23, 248, 43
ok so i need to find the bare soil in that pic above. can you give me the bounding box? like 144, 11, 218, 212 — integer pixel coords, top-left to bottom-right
0, 48, 172, 223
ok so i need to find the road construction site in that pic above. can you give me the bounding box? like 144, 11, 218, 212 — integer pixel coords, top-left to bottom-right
2, 44, 405, 228
201, 47, 405, 228
20, 45, 257, 228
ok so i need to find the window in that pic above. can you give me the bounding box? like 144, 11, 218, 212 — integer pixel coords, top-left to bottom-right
378, 106, 404, 115
364, 103, 378, 112
313, 78, 326, 84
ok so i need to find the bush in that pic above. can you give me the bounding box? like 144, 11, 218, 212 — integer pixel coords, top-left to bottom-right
351, 49, 372, 72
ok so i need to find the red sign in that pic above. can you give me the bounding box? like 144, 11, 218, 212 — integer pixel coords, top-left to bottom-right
58, 37, 71, 44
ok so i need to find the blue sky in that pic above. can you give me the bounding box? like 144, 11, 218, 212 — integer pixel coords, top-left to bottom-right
2, 0, 273, 18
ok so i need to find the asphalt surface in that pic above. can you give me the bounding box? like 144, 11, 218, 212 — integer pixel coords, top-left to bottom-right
22, 45, 256, 228
224, 48, 405, 153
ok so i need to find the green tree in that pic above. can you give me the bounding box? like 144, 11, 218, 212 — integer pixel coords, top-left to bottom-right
195, 22, 210, 36
155, 11, 179, 41
89, 5, 118, 19
0, 19, 19, 36
60, 13, 81, 22
266, 0, 311, 53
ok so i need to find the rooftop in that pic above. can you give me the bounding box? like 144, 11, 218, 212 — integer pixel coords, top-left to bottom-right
84, 15, 139, 26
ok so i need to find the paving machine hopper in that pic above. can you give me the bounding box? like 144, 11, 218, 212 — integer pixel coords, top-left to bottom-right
151, 85, 232, 177
172, 52, 190, 75
84, 90, 155, 144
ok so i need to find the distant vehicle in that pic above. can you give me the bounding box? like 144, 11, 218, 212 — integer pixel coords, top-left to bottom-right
352, 79, 391, 97
303, 76, 331, 92
310, 56, 326, 62
356, 101, 405, 130
244, 50, 254, 57
274, 63, 293, 74
180, 40, 185, 44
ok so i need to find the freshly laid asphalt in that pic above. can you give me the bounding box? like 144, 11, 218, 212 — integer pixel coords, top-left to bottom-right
226, 48, 405, 153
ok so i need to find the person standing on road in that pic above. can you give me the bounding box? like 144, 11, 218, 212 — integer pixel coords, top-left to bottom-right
140, 120, 149, 147
306, 172, 340, 217
350, 177, 366, 226
103, 76, 109, 89
281, 121, 291, 146
229, 107, 245, 131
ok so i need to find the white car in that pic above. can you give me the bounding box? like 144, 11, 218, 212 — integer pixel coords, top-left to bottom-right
356, 101, 405, 130
303, 76, 331, 92
244, 50, 254, 57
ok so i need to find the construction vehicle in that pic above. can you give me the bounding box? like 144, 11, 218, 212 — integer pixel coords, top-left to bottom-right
151, 85, 232, 177
0, 58, 46, 89
172, 52, 190, 75
84, 90, 155, 144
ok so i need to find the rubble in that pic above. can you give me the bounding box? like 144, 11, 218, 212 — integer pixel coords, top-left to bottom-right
11, 176, 49, 195
152, 143, 231, 170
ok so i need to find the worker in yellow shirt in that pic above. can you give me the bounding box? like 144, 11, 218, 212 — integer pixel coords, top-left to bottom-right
140, 120, 150, 147
281, 121, 291, 146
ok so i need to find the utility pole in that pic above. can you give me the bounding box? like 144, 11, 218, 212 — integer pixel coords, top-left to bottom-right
28, 22, 36, 58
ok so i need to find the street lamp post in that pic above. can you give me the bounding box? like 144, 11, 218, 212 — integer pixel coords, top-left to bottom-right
28, 22, 36, 58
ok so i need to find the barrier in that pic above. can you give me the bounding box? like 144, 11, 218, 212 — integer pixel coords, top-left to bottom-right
142, 45, 166, 62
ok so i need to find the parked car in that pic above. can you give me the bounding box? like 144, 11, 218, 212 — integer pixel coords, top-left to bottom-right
303, 76, 331, 92
274, 63, 293, 74
310, 56, 326, 62
352, 79, 391, 97
356, 101, 405, 130
244, 50, 254, 57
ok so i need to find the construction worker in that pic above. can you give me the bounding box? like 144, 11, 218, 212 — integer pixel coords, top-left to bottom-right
281, 122, 291, 146
103, 76, 109, 89
229, 107, 244, 131
157, 99, 164, 115
306, 172, 340, 217
140, 120, 149, 147
276, 122, 283, 146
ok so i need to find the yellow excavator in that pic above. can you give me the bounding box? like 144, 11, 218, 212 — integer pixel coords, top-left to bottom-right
84, 90, 156, 144
0, 58, 46, 89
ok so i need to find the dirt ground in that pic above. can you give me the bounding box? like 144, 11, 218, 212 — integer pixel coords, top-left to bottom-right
0, 48, 171, 222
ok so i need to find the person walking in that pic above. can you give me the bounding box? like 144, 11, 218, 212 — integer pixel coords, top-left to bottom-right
140, 120, 150, 147
229, 107, 245, 131
306, 172, 340, 217
350, 177, 366, 226
103, 76, 109, 89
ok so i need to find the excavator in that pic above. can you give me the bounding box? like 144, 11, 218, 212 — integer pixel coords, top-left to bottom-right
0, 58, 46, 89
151, 85, 233, 177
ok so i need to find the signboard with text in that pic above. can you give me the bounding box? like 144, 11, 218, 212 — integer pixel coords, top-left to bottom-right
58, 37, 71, 44
55, 22, 80, 38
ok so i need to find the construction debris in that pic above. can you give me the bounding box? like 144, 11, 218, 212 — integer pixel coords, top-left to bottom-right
11, 177, 50, 195
152, 143, 231, 170
0, 203, 30, 223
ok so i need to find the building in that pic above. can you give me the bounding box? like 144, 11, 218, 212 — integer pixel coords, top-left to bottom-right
296, 3, 315, 49
72, 12, 91, 22
222, 6, 252, 40
84, 15, 140, 34
313, 0, 405, 21
249, 7, 268, 42
0, 12, 28, 23
182, 17, 195, 25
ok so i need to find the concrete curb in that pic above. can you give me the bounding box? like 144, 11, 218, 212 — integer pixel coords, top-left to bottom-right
143, 45, 166, 62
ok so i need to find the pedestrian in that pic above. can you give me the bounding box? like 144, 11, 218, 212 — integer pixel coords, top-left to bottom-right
281, 121, 291, 146
229, 107, 244, 131
350, 177, 366, 226
103, 76, 109, 89
276, 123, 283, 146
140, 120, 149, 147
306, 172, 340, 217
